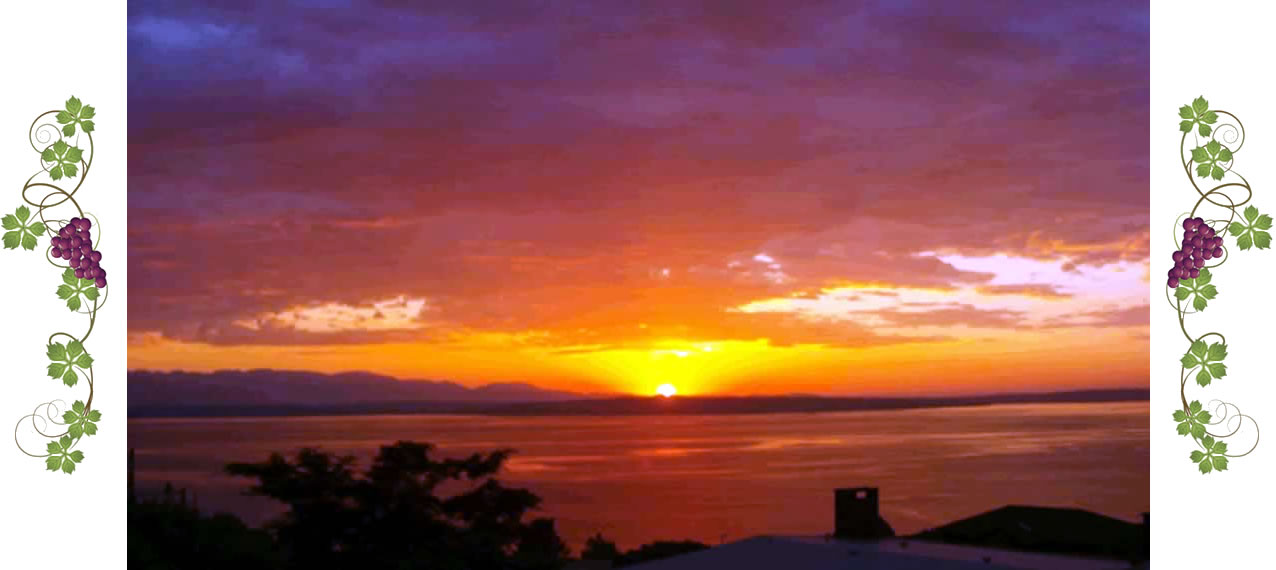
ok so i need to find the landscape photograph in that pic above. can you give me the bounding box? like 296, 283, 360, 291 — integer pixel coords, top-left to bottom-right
126, 1, 1150, 568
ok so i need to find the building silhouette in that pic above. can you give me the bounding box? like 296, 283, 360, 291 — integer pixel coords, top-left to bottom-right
622, 487, 1149, 569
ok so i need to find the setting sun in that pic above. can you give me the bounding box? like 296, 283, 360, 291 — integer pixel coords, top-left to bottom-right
656, 383, 677, 398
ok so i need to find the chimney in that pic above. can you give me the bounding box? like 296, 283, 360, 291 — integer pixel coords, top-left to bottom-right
834, 487, 895, 540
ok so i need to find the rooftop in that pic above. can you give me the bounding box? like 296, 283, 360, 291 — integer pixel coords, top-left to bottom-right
625, 535, 1148, 570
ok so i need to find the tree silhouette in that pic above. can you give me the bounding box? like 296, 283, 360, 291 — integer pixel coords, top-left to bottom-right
581, 533, 621, 561
617, 540, 710, 567
223, 440, 570, 570
128, 483, 280, 570
577, 533, 708, 567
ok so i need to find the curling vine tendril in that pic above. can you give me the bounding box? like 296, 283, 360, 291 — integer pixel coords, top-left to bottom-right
1167, 96, 1262, 474
5, 97, 108, 474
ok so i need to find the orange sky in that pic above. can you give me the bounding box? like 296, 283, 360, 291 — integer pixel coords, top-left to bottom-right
127, 2, 1149, 396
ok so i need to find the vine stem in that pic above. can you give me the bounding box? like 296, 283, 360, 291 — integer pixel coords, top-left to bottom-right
10, 101, 104, 470
1170, 102, 1261, 472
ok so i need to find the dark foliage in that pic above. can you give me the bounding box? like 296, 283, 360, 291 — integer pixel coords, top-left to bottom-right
581, 533, 621, 561
617, 540, 710, 566
129, 441, 572, 570
128, 484, 281, 570
576, 533, 709, 567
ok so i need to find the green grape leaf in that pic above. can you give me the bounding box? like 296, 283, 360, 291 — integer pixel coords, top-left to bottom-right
1237, 231, 1253, 250
43, 139, 84, 181
1196, 368, 1211, 386
61, 401, 99, 439
1190, 140, 1232, 181
1213, 456, 1229, 471
1180, 97, 1220, 139
1196, 268, 1212, 285
2, 205, 46, 251
1208, 342, 1228, 361
1255, 231, 1272, 249
55, 96, 96, 137
45, 434, 84, 475
1193, 96, 1208, 115
1173, 401, 1214, 439
1187, 430, 1229, 475
47, 340, 92, 387
57, 270, 97, 313
1229, 205, 1272, 252
1185, 342, 1228, 385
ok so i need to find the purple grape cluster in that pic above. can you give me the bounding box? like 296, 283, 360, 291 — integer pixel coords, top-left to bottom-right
1169, 216, 1223, 288
49, 217, 107, 288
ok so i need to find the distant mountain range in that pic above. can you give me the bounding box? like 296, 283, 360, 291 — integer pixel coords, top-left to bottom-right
128, 369, 1148, 418
128, 369, 586, 408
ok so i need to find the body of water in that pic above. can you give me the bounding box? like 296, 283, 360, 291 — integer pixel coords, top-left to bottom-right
128, 402, 1149, 551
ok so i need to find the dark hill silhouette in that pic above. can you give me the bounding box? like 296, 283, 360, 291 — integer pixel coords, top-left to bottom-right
912, 504, 1150, 561
127, 369, 1147, 418
128, 369, 588, 409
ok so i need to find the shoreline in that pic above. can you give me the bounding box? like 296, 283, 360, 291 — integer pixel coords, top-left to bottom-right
129, 389, 1148, 420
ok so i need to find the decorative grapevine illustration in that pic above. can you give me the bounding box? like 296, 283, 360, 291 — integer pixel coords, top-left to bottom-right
5, 97, 108, 474
1167, 96, 1261, 474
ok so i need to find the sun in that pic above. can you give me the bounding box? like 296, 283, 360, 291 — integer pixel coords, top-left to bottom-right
656, 383, 677, 398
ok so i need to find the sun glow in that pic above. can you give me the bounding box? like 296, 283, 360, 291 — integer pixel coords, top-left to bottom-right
656, 383, 677, 397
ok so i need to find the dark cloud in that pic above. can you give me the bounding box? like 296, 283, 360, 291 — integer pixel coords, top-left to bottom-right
127, 0, 1149, 347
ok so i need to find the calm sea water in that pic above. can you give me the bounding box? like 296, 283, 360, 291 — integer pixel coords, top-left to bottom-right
128, 402, 1148, 551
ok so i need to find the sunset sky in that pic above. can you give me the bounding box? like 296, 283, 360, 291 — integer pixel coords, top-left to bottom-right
127, 1, 1149, 397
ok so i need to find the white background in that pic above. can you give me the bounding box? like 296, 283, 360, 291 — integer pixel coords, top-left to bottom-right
0, 0, 127, 565
0, 1, 1271, 567
1151, 1, 1276, 568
